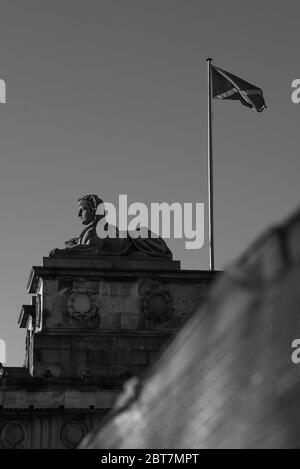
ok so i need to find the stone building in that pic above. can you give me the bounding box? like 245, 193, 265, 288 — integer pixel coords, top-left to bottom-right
0, 195, 216, 449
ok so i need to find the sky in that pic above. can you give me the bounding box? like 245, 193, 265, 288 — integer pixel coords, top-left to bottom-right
0, 0, 299, 365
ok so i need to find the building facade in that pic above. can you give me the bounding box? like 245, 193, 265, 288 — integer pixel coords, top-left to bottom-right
0, 252, 215, 448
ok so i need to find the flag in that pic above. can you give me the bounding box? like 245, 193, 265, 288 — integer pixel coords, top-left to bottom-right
211, 65, 266, 112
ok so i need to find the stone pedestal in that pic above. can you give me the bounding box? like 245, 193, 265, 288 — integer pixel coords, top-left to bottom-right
23, 255, 208, 382
1, 253, 218, 448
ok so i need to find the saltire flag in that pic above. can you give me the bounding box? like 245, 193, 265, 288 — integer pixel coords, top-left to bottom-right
211, 65, 266, 112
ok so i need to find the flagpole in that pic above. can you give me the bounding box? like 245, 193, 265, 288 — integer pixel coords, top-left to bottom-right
206, 57, 215, 271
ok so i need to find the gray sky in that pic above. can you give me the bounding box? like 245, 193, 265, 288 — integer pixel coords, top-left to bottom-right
0, 0, 299, 365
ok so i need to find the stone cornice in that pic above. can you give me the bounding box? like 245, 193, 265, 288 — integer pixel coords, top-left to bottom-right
27, 263, 219, 294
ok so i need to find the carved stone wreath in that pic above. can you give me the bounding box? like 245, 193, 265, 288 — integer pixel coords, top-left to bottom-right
60, 421, 87, 449
0, 422, 28, 449
67, 289, 99, 320
142, 284, 174, 324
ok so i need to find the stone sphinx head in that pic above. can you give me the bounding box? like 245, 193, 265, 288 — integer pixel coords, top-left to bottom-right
77, 195, 103, 225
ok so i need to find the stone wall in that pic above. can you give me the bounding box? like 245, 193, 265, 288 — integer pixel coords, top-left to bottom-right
25, 257, 214, 382
0, 409, 105, 449
0, 254, 216, 449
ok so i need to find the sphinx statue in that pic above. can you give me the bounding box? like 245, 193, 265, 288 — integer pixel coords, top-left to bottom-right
50, 194, 172, 258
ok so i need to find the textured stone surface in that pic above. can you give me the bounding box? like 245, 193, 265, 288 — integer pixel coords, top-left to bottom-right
22, 257, 216, 379
0, 253, 216, 448
0, 409, 107, 449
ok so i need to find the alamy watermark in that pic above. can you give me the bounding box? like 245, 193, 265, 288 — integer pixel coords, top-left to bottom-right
291, 339, 300, 364
0, 339, 6, 364
96, 195, 205, 250
0, 79, 6, 103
